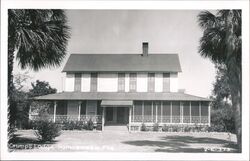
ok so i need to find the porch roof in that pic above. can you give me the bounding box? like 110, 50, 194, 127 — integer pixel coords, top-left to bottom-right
101, 100, 133, 107
33, 92, 211, 101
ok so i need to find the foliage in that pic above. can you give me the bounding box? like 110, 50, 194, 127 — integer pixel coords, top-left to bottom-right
34, 120, 61, 142
87, 119, 94, 130
8, 9, 70, 143
210, 104, 235, 133
140, 123, 148, 131
153, 123, 159, 131
198, 10, 242, 151
209, 64, 235, 133
29, 80, 57, 116
29, 80, 57, 97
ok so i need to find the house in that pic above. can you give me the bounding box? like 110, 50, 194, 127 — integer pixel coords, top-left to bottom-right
33, 42, 211, 131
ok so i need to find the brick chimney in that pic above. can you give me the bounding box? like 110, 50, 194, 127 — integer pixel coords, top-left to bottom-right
142, 42, 148, 56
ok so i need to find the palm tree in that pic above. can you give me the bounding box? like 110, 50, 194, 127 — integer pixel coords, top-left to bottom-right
198, 10, 241, 152
8, 9, 70, 142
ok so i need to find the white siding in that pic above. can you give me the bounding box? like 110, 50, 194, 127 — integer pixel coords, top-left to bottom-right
155, 73, 163, 92
125, 73, 130, 92
86, 100, 97, 115
65, 73, 74, 92
67, 101, 78, 115
97, 73, 118, 92
81, 73, 90, 92
136, 73, 147, 92
170, 72, 178, 92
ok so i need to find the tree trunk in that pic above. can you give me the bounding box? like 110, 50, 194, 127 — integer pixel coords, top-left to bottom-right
8, 35, 16, 142
231, 90, 242, 152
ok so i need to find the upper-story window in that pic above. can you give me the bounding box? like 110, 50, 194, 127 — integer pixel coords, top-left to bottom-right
163, 73, 170, 92
90, 73, 97, 92
148, 73, 155, 92
129, 73, 137, 92
74, 73, 82, 91
118, 73, 125, 92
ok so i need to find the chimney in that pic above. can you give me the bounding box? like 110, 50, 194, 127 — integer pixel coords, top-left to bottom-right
142, 42, 148, 56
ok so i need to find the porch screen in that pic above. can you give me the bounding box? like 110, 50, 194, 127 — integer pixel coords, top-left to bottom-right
172, 101, 180, 123
80, 101, 86, 115
144, 101, 152, 122
133, 101, 142, 122
162, 101, 171, 123
201, 102, 209, 116
201, 101, 209, 123
191, 101, 199, 123
56, 101, 67, 115
183, 101, 190, 123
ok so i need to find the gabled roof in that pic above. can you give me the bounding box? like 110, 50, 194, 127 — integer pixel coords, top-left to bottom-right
62, 54, 182, 72
34, 92, 210, 101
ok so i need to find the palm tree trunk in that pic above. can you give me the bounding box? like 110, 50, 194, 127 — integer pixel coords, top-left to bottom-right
8, 37, 16, 142
231, 90, 242, 152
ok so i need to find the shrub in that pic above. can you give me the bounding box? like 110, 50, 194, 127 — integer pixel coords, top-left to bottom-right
34, 120, 61, 142
162, 124, 169, 132
153, 123, 159, 131
184, 126, 191, 132
87, 119, 94, 130
172, 126, 178, 132
141, 123, 147, 131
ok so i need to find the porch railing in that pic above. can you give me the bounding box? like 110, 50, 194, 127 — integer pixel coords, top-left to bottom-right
132, 115, 209, 124
30, 115, 102, 123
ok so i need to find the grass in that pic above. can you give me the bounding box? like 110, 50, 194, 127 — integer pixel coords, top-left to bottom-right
10, 129, 238, 152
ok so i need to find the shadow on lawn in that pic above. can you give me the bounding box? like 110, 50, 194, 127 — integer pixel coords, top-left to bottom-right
122, 135, 238, 153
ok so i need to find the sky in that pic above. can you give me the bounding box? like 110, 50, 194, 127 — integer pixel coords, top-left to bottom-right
13, 10, 216, 98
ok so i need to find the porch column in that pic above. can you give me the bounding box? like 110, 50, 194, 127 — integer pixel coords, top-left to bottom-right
189, 101, 192, 123
142, 101, 144, 122
160, 101, 163, 123
102, 107, 105, 131
129, 106, 132, 131
180, 102, 183, 123
170, 101, 172, 123
155, 103, 158, 123
199, 101, 201, 124
151, 101, 153, 123
53, 101, 57, 123
208, 103, 211, 126
78, 101, 81, 121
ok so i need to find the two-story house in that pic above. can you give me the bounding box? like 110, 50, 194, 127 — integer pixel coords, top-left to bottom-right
34, 42, 211, 131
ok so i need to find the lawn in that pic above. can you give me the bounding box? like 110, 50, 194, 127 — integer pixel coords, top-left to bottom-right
10, 130, 238, 152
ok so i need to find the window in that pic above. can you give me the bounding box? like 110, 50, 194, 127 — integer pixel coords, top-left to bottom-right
148, 73, 155, 92
163, 73, 170, 92
129, 73, 137, 92
118, 73, 125, 92
74, 73, 82, 91
90, 73, 97, 92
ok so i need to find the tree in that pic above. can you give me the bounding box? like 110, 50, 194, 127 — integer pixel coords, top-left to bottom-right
8, 9, 70, 142
29, 80, 57, 118
210, 64, 235, 133
198, 10, 242, 151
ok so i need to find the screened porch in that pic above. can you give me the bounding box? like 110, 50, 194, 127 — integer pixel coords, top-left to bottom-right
130, 101, 210, 125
